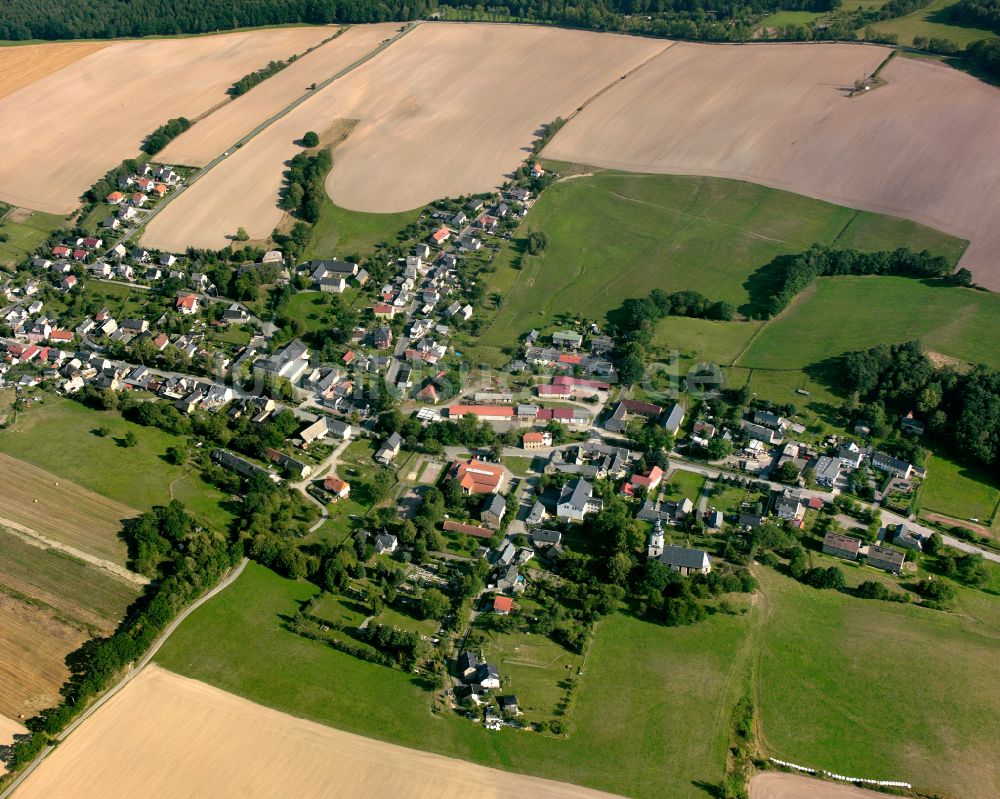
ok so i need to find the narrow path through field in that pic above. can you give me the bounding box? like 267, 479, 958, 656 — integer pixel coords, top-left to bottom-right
0, 518, 148, 586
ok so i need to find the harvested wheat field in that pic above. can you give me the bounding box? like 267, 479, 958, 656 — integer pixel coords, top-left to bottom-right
142, 23, 668, 250
0, 26, 334, 213
0, 42, 108, 100
0, 453, 137, 565
157, 23, 402, 167
545, 42, 1000, 290
14, 665, 624, 799
750, 773, 895, 799
0, 593, 87, 719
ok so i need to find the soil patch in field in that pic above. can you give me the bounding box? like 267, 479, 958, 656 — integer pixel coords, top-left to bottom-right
750, 772, 898, 799
0, 42, 108, 100
14, 665, 626, 799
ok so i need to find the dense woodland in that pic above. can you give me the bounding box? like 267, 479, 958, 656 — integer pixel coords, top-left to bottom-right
951, 0, 1000, 33
842, 340, 1000, 469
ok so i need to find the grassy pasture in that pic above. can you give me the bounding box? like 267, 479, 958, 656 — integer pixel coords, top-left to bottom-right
918, 453, 1000, 524
756, 566, 1000, 799
737, 277, 1000, 371
157, 561, 753, 799
0, 207, 63, 268
305, 199, 421, 260
868, 0, 997, 45
467, 171, 963, 367
0, 397, 232, 531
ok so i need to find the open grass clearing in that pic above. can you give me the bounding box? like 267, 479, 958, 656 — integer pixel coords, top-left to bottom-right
467, 171, 962, 367
0, 207, 64, 268
738, 277, 1000, 372
662, 470, 707, 504
918, 453, 999, 525
156, 561, 753, 798
756, 566, 1000, 799
867, 0, 997, 45
304, 200, 422, 260
0, 397, 231, 531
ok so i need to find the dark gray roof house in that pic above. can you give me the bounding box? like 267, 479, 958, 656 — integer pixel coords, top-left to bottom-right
659, 545, 712, 575
867, 544, 906, 574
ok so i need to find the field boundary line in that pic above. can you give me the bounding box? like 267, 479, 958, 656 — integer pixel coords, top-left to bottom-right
0, 558, 248, 799
0, 518, 148, 586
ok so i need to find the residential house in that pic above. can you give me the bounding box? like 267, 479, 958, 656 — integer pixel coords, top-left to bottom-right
175, 294, 199, 315
373, 326, 393, 349
443, 520, 493, 539
481, 494, 507, 529
373, 532, 398, 554
893, 525, 925, 551
254, 339, 310, 385
375, 432, 403, 464
744, 421, 782, 445
430, 226, 450, 246
552, 330, 583, 349
869, 451, 914, 480
522, 431, 551, 449
867, 544, 906, 575
814, 455, 841, 487
774, 489, 806, 524
556, 478, 603, 522
323, 476, 350, 499
900, 412, 925, 436
492, 595, 514, 615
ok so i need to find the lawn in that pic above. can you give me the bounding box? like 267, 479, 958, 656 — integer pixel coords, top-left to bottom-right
0, 207, 64, 268
662, 470, 707, 504
281, 290, 351, 334
868, 0, 997, 45
304, 199, 422, 260
737, 277, 1000, 371
0, 397, 232, 530
756, 566, 1000, 799
652, 316, 763, 369
475, 621, 583, 722
918, 453, 1000, 524
760, 10, 825, 26
466, 171, 962, 367
156, 561, 754, 799
502, 455, 537, 475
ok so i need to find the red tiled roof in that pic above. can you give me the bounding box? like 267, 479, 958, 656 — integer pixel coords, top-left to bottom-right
493, 596, 514, 612
450, 458, 504, 494
447, 405, 514, 418
443, 520, 493, 538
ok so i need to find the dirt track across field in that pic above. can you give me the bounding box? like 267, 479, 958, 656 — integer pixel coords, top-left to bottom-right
12, 665, 625, 799
750, 772, 899, 799
545, 42, 1000, 290
142, 23, 669, 250
0, 42, 108, 100
0, 26, 333, 213
0, 453, 138, 565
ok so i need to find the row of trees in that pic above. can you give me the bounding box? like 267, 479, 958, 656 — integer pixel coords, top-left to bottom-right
282, 148, 333, 223
762, 244, 957, 318
842, 340, 1000, 467
230, 59, 289, 97
143, 117, 191, 155
9, 502, 240, 771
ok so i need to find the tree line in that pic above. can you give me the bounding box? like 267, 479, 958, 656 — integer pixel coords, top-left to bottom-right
282, 148, 333, 224
950, 0, 1000, 33
760, 244, 957, 318
230, 59, 289, 97
8, 502, 240, 772
143, 117, 191, 156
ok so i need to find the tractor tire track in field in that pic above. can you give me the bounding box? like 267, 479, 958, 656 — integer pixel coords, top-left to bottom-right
0, 518, 148, 586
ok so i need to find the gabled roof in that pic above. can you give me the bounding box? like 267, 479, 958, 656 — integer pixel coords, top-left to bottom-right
659, 545, 711, 570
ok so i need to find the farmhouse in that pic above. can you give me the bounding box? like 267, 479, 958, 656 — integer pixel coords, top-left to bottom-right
522, 431, 551, 449
606, 399, 662, 434
822, 532, 862, 562
450, 458, 505, 495
659, 545, 712, 575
